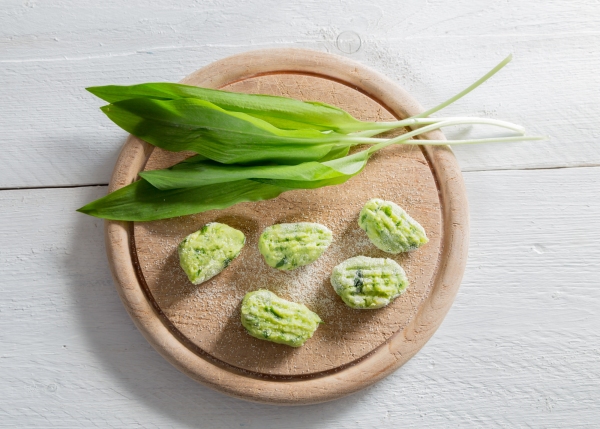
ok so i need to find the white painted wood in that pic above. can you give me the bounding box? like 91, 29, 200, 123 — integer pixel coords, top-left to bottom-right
1, 0, 599, 425
1, 0, 600, 187
1, 167, 599, 427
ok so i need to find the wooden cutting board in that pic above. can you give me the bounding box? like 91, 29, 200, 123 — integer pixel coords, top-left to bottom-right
105, 48, 469, 404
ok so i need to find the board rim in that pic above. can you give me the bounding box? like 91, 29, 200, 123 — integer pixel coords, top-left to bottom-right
104, 48, 469, 405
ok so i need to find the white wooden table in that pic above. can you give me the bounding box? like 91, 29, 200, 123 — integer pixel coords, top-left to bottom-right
2, 1, 599, 427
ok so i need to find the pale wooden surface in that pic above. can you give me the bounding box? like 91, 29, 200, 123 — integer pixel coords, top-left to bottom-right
1, 0, 599, 426
137, 144, 443, 377
113, 51, 467, 403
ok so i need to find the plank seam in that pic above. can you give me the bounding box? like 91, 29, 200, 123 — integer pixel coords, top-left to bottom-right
0, 184, 108, 191
462, 164, 600, 173
3, 164, 600, 192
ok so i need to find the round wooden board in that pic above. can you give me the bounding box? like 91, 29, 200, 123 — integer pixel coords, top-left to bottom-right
105, 48, 469, 405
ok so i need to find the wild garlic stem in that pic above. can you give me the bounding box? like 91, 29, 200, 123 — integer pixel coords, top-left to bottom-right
349, 116, 529, 147
416, 54, 513, 118
347, 54, 513, 135
364, 117, 543, 155
352, 116, 525, 138
391, 136, 546, 146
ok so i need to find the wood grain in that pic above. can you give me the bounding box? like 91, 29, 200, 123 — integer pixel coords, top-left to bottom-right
105, 49, 468, 403
2, 166, 599, 426
2, 1, 600, 188
135, 74, 442, 375
3, 0, 600, 424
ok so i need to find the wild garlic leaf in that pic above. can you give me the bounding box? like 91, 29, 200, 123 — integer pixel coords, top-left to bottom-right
139, 160, 343, 190
176, 144, 350, 165
316, 144, 351, 161
87, 82, 373, 132
255, 148, 371, 189
76, 179, 287, 221
140, 146, 372, 191
78, 55, 545, 222
100, 97, 360, 164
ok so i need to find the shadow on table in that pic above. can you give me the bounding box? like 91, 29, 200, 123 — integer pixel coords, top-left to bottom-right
66, 199, 375, 428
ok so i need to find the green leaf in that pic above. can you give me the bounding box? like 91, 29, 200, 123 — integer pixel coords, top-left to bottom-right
140, 146, 372, 191
100, 97, 359, 164
77, 179, 287, 221
139, 160, 338, 190
322, 149, 371, 173
78, 55, 546, 222
317, 144, 351, 161
87, 82, 372, 132
256, 149, 371, 189
173, 147, 352, 165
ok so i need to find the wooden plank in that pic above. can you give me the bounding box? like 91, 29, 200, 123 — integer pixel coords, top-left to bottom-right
3, 0, 600, 62
1, 0, 600, 188
105, 50, 468, 403
1, 166, 599, 425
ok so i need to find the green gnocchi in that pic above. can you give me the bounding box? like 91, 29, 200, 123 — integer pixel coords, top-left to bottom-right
241, 290, 322, 347
258, 222, 332, 270
330, 256, 409, 309
359, 199, 428, 254
178, 222, 245, 285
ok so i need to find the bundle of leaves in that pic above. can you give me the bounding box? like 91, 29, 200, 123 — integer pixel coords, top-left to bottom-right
79, 55, 543, 221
